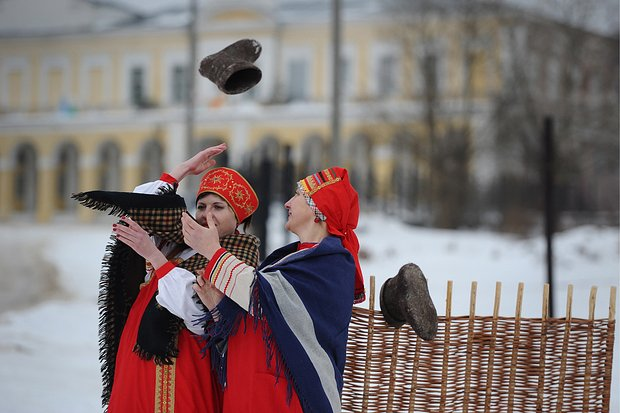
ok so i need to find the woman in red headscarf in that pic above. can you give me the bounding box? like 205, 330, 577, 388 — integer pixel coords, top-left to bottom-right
105, 143, 260, 413
179, 167, 364, 413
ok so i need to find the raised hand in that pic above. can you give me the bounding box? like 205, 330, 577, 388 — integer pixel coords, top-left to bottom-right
181, 211, 221, 260
113, 216, 168, 269
170, 142, 228, 182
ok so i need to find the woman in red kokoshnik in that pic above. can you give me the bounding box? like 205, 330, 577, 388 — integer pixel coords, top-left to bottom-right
181, 166, 365, 413
106, 143, 261, 412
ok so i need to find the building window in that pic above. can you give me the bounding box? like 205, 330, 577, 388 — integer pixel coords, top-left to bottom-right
140, 140, 164, 182
341, 56, 354, 100
462, 36, 491, 97
377, 54, 398, 98
130, 66, 146, 106
419, 53, 439, 98
413, 38, 447, 99
13, 144, 37, 213
7, 69, 24, 110
47, 67, 64, 110
287, 59, 309, 101
1, 58, 30, 111
171, 64, 187, 104
56, 143, 79, 211
87, 67, 105, 108
99, 142, 121, 191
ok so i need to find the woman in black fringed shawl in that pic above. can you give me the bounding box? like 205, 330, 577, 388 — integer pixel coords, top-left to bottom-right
76, 143, 261, 413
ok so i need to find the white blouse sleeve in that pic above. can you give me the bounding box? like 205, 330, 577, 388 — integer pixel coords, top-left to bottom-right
133, 179, 172, 195
156, 267, 205, 336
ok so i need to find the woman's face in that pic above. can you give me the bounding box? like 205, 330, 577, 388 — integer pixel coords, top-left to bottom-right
284, 190, 315, 235
196, 193, 238, 238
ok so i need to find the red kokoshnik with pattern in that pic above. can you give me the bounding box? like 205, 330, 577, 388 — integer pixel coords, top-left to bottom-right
197, 167, 259, 223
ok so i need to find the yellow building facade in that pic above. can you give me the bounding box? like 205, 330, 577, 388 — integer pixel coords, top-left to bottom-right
2, 1, 583, 225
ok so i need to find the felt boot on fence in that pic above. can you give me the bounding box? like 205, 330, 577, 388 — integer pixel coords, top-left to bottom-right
380, 263, 438, 340
199, 39, 262, 95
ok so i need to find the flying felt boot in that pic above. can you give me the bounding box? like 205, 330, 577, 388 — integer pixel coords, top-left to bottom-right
379, 263, 438, 340
199, 38, 262, 95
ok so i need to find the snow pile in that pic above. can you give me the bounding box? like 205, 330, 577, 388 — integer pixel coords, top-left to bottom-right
0, 213, 617, 413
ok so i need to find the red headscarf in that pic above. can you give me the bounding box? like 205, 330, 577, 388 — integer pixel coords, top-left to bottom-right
197, 167, 259, 223
297, 167, 365, 304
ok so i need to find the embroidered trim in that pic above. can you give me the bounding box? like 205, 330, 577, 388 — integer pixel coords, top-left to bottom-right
155, 363, 176, 413
298, 167, 341, 196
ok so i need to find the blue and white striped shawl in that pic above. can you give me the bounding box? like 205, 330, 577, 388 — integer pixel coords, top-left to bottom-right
254, 236, 355, 413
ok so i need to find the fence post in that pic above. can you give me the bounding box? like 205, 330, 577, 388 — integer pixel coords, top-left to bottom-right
361, 276, 376, 412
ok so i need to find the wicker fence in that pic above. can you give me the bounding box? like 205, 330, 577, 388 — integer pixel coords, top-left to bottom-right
342, 277, 617, 413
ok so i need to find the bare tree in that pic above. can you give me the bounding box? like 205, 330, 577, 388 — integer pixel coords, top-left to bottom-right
373, 0, 618, 230
491, 0, 619, 230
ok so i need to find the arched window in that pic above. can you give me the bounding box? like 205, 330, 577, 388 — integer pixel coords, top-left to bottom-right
298, 135, 325, 178
140, 140, 164, 182
13, 143, 37, 213
348, 134, 374, 205
98, 141, 121, 190
56, 142, 79, 211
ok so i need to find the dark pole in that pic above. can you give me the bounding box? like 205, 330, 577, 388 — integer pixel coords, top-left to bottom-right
330, 0, 342, 166
183, 0, 198, 204
543, 116, 555, 317
186, 0, 197, 159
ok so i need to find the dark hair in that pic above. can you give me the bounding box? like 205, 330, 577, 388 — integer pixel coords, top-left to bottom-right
240, 215, 252, 232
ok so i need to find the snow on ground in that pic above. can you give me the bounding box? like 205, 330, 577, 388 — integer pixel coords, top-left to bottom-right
0, 211, 618, 413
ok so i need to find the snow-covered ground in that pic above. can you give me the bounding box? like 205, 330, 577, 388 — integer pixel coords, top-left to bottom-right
0, 210, 618, 413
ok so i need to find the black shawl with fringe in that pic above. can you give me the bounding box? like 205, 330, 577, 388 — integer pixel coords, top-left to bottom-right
72, 188, 259, 407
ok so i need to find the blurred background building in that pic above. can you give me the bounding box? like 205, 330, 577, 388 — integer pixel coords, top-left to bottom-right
0, 0, 617, 231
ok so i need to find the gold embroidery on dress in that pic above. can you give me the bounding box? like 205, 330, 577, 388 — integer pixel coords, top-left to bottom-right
151, 246, 184, 412
155, 362, 176, 413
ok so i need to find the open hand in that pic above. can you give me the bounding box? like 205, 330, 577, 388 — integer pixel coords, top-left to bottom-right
112, 216, 167, 268
170, 143, 227, 181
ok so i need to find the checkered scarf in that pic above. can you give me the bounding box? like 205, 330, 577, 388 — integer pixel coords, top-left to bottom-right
297, 181, 327, 221
72, 188, 260, 407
